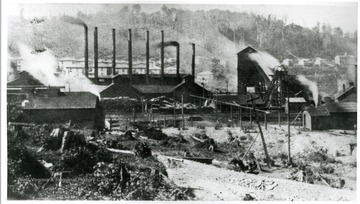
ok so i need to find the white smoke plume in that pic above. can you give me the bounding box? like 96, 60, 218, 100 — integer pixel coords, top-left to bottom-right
249, 51, 281, 79
296, 75, 319, 107
18, 43, 100, 98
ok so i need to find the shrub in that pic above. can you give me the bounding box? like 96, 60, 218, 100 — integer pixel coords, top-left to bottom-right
318, 164, 335, 174
58, 147, 97, 174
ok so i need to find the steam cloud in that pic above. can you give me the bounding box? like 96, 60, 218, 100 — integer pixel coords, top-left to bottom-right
18, 43, 100, 97
249, 51, 281, 79
296, 75, 319, 106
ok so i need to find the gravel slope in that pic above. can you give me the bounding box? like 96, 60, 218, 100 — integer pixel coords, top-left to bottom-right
157, 155, 356, 201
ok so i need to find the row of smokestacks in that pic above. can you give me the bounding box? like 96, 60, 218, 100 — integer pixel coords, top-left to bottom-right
84, 27, 195, 84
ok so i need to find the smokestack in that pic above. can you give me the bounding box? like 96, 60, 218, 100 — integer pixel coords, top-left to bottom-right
112, 28, 116, 75
355, 65, 357, 87
84, 26, 89, 77
94, 27, 98, 83
128, 29, 132, 84
146, 30, 150, 84
176, 44, 180, 81
161, 30, 164, 84
191, 43, 195, 77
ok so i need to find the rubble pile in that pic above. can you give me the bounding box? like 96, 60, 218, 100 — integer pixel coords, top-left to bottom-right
7, 124, 196, 200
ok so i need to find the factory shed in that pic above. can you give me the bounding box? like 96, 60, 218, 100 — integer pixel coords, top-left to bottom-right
335, 86, 357, 102
303, 102, 357, 130
237, 46, 273, 94
20, 92, 104, 129
285, 97, 307, 113
100, 74, 211, 103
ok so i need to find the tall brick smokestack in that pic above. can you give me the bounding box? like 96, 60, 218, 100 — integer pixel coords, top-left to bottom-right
161, 30, 164, 84
112, 28, 116, 75
176, 44, 180, 81
128, 29, 132, 84
191, 43, 195, 77
146, 30, 150, 84
84, 25, 89, 77
94, 27, 98, 83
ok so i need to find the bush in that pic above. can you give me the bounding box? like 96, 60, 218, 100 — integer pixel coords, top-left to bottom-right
319, 164, 335, 174
58, 147, 97, 174
8, 144, 51, 179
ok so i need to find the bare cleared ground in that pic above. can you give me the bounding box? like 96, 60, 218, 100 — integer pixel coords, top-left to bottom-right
159, 124, 357, 201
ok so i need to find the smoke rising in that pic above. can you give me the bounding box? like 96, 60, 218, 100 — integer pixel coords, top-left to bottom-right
296, 75, 319, 106
62, 15, 87, 28
18, 43, 100, 97
249, 51, 281, 78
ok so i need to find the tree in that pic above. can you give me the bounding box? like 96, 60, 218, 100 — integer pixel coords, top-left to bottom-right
334, 27, 343, 38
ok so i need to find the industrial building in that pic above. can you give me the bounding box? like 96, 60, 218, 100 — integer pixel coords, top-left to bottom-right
303, 102, 357, 130
7, 72, 104, 129
236, 46, 309, 109
85, 28, 211, 103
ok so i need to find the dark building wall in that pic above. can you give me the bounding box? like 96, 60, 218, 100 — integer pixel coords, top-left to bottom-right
173, 82, 212, 103
23, 108, 97, 128
330, 113, 357, 130
303, 112, 357, 130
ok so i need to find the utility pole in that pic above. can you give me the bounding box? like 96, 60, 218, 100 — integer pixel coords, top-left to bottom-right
181, 94, 185, 129
287, 86, 292, 165
248, 96, 271, 167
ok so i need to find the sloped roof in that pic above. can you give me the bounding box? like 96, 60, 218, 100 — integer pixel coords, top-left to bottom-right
7, 71, 44, 87
324, 102, 357, 113
237, 46, 257, 55
132, 85, 176, 94
334, 86, 356, 100
23, 92, 98, 109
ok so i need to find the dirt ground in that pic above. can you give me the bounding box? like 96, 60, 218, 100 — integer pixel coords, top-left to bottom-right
160, 124, 357, 200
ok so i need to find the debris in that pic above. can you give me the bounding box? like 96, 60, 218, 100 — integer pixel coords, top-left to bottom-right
40, 160, 53, 169
243, 193, 256, 201
134, 140, 152, 158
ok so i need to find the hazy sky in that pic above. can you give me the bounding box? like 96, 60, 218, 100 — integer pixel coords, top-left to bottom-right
6, 1, 358, 33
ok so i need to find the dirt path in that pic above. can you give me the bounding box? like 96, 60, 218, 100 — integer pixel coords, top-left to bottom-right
157, 155, 356, 201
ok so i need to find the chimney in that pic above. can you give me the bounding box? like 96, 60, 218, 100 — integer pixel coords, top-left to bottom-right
161, 30, 164, 84
94, 27, 98, 83
355, 65, 357, 87
84, 25, 89, 77
128, 29, 132, 84
146, 30, 150, 84
343, 84, 346, 92
176, 44, 180, 81
112, 28, 116, 76
191, 43, 195, 77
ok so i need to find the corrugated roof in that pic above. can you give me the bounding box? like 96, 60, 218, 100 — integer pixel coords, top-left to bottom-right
132, 85, 176, 94
324, 102, 357, 113
24, 92, 98, 109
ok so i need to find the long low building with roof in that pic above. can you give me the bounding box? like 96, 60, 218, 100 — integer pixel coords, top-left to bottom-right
303, 102, 357, 130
